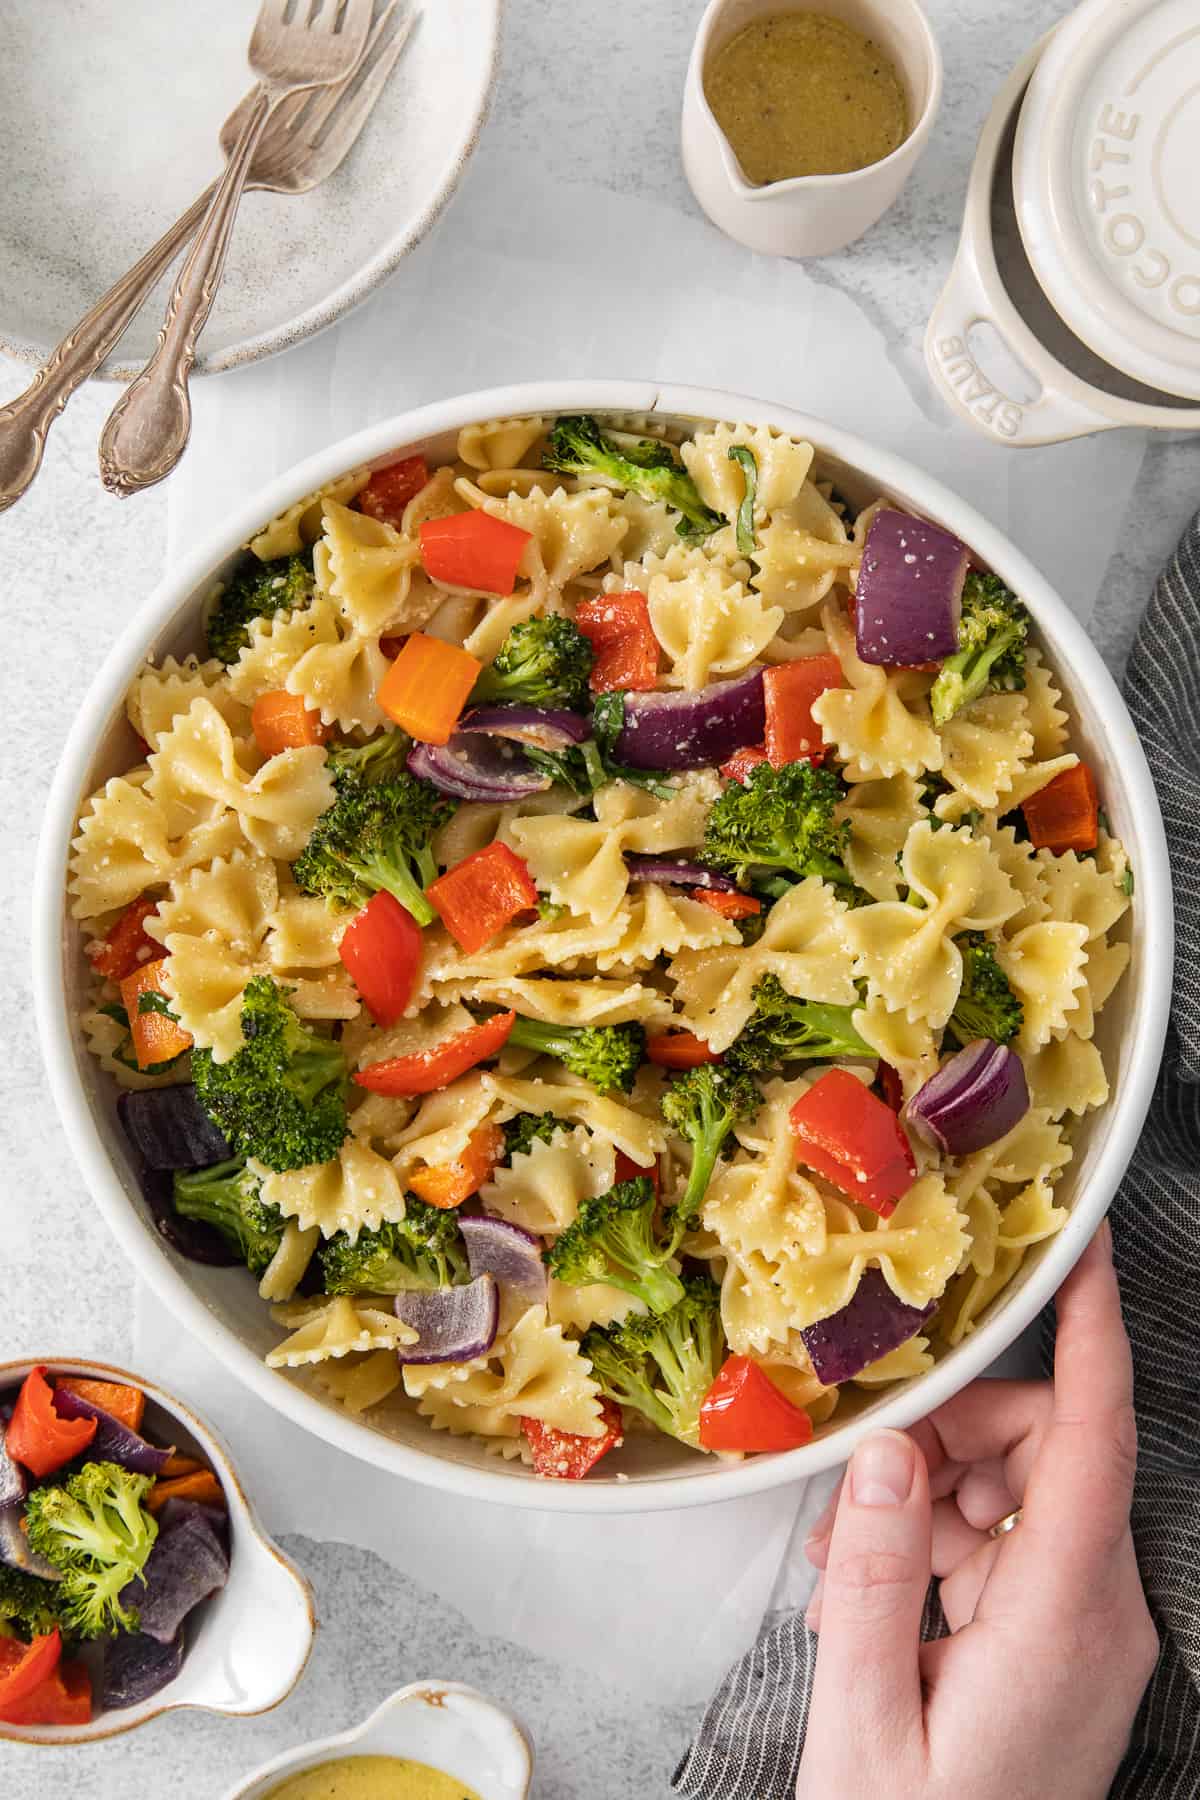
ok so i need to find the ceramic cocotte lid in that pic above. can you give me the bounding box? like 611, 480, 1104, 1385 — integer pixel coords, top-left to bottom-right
1012, 0, 1200, 401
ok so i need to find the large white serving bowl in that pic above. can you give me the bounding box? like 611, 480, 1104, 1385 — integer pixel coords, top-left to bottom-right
32, 381, 1173, 1513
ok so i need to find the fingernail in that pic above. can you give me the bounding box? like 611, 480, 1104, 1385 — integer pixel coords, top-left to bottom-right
849, 1431, 916, 1508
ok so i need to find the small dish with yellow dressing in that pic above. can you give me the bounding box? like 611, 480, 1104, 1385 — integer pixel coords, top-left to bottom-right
224, 1682, 532, 1800
263, 1754, 482, 1800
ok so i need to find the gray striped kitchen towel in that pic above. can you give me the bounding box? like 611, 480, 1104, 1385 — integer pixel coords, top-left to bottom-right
674, 510, 1200, 1800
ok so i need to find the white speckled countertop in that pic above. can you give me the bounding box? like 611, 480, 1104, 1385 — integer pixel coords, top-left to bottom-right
2, 1, 1196, 1794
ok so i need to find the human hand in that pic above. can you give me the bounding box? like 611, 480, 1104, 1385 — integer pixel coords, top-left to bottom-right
796, 1223, 1157, 1800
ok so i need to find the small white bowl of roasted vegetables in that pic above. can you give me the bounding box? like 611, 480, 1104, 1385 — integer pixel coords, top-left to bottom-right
0, 1359, 314, 1742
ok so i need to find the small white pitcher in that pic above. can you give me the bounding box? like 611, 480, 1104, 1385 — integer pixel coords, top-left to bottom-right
224, 1681, 534, 1800
681, 0, 943, 257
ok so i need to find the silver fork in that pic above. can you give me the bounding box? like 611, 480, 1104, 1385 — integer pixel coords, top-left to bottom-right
0, 4, 412, 516
98, 0, 375, 498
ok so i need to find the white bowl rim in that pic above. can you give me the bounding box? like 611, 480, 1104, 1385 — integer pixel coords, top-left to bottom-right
221, 1678, 533, 1800
0, 1354, 316, 1744
32, 378, 1174, 1513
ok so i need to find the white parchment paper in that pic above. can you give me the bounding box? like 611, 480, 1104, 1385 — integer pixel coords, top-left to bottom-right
146, 152, 1148, 1703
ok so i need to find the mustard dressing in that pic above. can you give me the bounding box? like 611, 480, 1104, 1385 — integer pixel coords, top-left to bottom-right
262, 1755, 483, 1800
704, 12, 908, 184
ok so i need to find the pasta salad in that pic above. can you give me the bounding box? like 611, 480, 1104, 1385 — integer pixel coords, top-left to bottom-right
68, 413, 1133, 1476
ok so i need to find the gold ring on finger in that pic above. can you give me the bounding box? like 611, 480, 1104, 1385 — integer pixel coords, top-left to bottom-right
988, 1507, 1023, 1539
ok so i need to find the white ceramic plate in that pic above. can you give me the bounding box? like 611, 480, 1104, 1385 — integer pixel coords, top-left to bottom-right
32, 380, 1174, 1513
0, 0, 501, 378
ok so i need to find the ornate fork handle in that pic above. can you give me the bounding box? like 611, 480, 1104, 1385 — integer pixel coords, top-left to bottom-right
99, 86, 274, 496
0, 188, 215, 514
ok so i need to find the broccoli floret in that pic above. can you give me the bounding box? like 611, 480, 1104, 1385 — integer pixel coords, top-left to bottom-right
292, 772, 453, 923
192, 977, 348, 1173
582, 1275, 725, 1448
543, 415, 722, 544
171, 1158, 286, 1278
946, 933, 1024, 1047
545, 1178, 685, 1316
507, 1015, 645, 1095
0, 1564, 65, 1643
325, 731, 411, 792
659, 1065, 761, 1230
502, 1111, 570, 1160
470, 616, 594, 711
320, 1202, 468, 1295
726, 973, 874, 1073
701, 760, 857, 894
930, 572, 1030, 727
23, 1462, 157, 1640
206, 551, 313, 665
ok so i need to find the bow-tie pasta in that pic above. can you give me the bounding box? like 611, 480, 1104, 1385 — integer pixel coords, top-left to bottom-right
68, 413, 1131, 1465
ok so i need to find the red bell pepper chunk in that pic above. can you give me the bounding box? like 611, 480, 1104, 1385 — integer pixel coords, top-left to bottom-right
87, 898, 159, 983
339, 890, 423, 1029
720, 745, 769, 785
0, 1657, 91, 1727
789, 1069, 916, 1218
699, 1357, 815, 1453
521, 1398, 624, 1479
357, 454, 429, 527
763, 655, 843, 767
1022, 761, 1099, 854
419, 511, 532, 596
409, 1122, 506, 1209
645, 1031, 722, 1070
575, 591, 659, 693
6, 1367, 97, 1478
354, 1010, 516, 1097
691, 889, 762, 920
428, 842, 538, 953
0, 1632, 62, 1715
614, 1150, 661, 1196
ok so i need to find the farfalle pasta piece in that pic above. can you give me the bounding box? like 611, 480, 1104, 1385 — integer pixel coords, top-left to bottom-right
865, 1174, 970, 1311
458, 416, 546, 470
637, 547, 781, 690
1025, 1034, 1109, 1118
147, 697, 334, 860
938, 694, 1034, 811
671, 877, 858, 1052
228, 598, 342, 703
751, 484, 858, 620
812, 601, 943, 780
854, 1335, 935, 1386
939, 1249, 1025, 1347
1055, 937, 1131, 1041
255, 1137, 406, 1240
149, 849, 278, 1059
249, 467, 369, 560
126, 656, 249, 750
851, 996, 939, 1103
480, 1125, 616, 1234
846, 822, 1019, 1027
1023, 647, 1069, 758
404, 1305, 605, 1440
69, 769, 244, 919
317, 499, 421, 637
719, 1246, 805, 1356
389, 1074, 505, 1188
702, 1078, 829, 1265
257, 1220, 321, 1304
462, 481, 628, 603
316, 1349, 403, 1415
548, 1277, 644, 1334
997, 922, 1089, 1049
484, 1071, 666, 1169
1002, 753, 1079, 811
1035, 849, 1131, 942
432, 975, 671, 1029
995, 1178, 1068, 1251
978, 820, 1049, 933
266, 1294, 416, 1367
950, 1108, 1073, 1207
838, 772, 929, 902
264, 884, 359, 1022
597, 885, 741, 972
507, 773, 720, 924
768, 1198, 871, 1332
603, 491, 679, 563
681, 422, 815, 520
